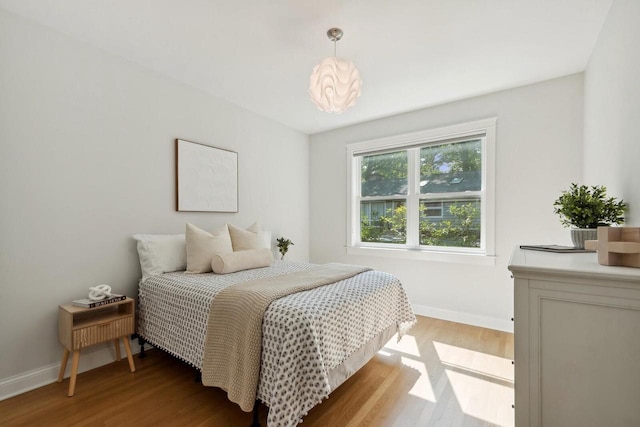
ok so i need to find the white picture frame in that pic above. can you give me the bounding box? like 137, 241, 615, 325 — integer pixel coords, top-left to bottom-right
176, 139, 238, 212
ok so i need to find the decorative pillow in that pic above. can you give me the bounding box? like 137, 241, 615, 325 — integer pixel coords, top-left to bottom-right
228, 222, 265, 251
132, 234, 186, 280
211, 248, 273, 274
261, 231, 272, 250
185, 223, 233, 273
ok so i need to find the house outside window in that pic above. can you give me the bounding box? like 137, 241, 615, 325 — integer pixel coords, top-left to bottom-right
346, 118, 496, 260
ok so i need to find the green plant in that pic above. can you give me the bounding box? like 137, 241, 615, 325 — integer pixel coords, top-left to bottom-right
553, 183, 626, 229
360, 202, 480, 248
276, 237, 294, 259
420, 202, 480, 247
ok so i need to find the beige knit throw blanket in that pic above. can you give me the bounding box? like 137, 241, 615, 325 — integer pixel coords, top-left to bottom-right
201, 263, 372, 412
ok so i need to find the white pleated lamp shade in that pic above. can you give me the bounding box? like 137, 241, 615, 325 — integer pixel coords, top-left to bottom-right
309, 56, 362, 113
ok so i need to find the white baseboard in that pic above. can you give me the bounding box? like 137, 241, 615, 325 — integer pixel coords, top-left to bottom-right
0, 338, 140, 401
0, 362, 60, 401
412, 304, 513, 333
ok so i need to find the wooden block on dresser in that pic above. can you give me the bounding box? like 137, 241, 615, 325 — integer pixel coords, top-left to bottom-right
621, 228, 640, 267
598, 227, 621, 266
597, 226, 640, 267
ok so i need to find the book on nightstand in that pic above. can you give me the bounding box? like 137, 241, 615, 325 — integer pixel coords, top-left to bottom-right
72, 294, 126, 308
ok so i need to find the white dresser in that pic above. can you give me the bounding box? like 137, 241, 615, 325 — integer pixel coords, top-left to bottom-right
508, 248, 640, 427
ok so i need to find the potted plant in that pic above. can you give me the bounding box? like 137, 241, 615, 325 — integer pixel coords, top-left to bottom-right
553, 183, 626, 248
276, 237, 294, 260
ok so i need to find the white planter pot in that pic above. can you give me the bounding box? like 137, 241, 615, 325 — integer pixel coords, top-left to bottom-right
570, 228, 598, 249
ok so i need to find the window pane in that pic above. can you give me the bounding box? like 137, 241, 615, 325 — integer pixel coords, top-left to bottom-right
360, 200, 406, 244
361, 151, 408, 197
420, 139, 481, 194
420, 198, 481, 248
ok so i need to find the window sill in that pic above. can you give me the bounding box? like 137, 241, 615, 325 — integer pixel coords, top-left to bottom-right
345, 245, 496, 266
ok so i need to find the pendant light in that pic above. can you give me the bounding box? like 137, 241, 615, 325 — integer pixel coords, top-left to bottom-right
309, 28, 362, 113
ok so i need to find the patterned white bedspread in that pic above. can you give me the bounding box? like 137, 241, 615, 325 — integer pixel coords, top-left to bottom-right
138, 260, 415, 427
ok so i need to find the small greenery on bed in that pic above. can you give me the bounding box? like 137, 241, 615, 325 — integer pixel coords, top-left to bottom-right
276, 237, 294, 260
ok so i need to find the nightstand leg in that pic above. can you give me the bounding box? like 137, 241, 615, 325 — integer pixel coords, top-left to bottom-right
123, 337, 136, 373
114, 339, 121, 361
68, 350, 80, 397
57, 349, 70, 382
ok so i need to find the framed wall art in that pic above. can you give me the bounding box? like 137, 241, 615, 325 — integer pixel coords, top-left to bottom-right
175, 139, 238, 212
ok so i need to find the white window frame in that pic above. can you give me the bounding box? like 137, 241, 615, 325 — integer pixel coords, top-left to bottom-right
346, 118, 496, 265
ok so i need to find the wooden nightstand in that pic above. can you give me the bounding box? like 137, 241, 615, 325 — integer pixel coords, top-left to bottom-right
57, 297, 136, 396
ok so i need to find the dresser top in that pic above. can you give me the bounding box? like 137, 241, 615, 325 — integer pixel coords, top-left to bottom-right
508, 248, 640, 282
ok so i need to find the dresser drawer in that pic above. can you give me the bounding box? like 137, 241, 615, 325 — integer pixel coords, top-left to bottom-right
72, 316, 134, 349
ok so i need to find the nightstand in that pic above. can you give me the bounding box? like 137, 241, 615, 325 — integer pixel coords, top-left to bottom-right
57, 297, 136, 396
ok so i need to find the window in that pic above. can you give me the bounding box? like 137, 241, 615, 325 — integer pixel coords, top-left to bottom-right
347, 118, 496, 260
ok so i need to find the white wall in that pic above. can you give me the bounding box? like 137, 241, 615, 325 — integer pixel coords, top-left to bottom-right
584, 0, 640, 225
310, 74, 584, 331
0, 8, 309, 396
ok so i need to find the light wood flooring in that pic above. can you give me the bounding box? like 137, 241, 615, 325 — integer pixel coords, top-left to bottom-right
0, 316, 514, 426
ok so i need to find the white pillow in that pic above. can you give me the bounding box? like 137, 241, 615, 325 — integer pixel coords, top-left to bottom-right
132, 234, 186, 280
261, 231, 272, 249
228, 222, 265, 251
186, 223, 233, 273
211, 248, 273, 274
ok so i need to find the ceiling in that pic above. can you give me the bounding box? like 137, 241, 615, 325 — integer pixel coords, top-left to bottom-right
0, 0, 612, 134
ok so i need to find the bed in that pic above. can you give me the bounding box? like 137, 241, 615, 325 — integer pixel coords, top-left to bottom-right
134, 232, 415, 427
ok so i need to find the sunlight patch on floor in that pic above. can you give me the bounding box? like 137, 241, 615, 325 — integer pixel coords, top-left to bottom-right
433, 341, 514, 382
383, 334, 421, 357
401, 356, 436, 402
433, 341, 514, 427
444, 368, 514, 427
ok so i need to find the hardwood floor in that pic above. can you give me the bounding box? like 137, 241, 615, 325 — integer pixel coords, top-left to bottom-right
0, 316, 514, 426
